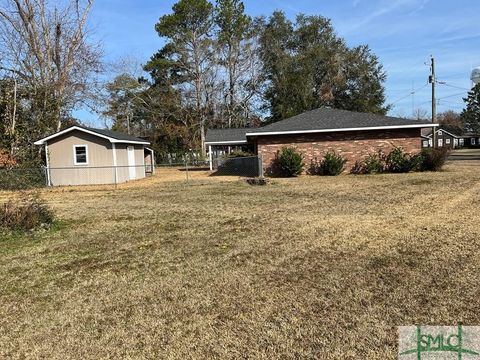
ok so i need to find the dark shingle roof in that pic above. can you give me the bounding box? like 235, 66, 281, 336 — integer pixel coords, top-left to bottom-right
204, 108, 437, 144
34, 124, 150, 145
438, 125, 463, 137
81, 125, 149, 143
205, 128, 249, 143
247, 108, 434, 134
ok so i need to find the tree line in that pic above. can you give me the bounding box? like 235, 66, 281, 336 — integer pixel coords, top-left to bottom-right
0, 0, 479, 166
105, 0, 389, 158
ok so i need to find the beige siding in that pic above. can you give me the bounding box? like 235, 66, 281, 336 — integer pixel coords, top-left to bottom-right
114, 144, 145, 183
46, 130, 146, 186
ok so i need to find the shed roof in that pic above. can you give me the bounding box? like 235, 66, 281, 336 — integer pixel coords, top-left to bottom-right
34, 125, 150, 145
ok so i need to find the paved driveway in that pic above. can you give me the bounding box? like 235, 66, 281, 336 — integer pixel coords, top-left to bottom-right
448, 149, 480, 161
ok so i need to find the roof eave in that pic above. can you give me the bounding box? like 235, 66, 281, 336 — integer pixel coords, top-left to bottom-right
34, 125, 150, 146
205, 140, 248, 145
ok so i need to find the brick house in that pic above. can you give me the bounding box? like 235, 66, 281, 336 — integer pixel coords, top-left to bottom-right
206, 107, 437, 174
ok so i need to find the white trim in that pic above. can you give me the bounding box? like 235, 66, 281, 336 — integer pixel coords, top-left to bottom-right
146, 148, 155, 174
204, 140, 248, 145
208, 145, 213, 171
73, 144, 89, 166
34, 126, 150, 145
112, 143, 118, 183
142, 147, 146, 178
245, 124, 439, 137
45, 143, 51, 186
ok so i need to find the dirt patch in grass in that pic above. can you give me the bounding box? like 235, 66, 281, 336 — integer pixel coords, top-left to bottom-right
1, 163, 480, 359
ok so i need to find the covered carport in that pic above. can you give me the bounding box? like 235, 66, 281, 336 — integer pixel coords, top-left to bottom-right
205, 128, 254, 171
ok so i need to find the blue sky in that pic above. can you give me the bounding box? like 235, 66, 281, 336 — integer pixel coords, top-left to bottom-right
77, 0, 480, 125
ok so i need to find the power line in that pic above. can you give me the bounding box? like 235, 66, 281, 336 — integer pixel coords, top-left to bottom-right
438, 99, 464, 106
390, 83, 429, 105
438, 92, 466, 100
438, 82, 470, 91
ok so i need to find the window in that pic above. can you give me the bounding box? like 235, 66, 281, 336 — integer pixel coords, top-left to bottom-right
454, 139, 458, 146
438, 130, 443, 136
438, 139, 443, 147
471, 138, 476, 146
460, 139, 464, 146
423, 141, 429, 147
446, 138, 451, 145
74, 145, 88, 165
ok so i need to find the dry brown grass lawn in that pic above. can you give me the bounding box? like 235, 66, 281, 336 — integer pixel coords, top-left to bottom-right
1, 162, 480, 359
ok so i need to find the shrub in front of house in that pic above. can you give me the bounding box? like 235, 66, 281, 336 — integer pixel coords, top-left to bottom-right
0, 194, 54, 232
385, 147, 421, 173
245, 177, 269, 186
419, 148, 449, 171
311, 152, 347, 176
277, 147, 304, 177
351, 153, 384, 174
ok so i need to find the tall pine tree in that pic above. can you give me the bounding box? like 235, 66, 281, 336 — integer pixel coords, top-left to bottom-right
461, 84, 480, 134
146, 0, 215, 154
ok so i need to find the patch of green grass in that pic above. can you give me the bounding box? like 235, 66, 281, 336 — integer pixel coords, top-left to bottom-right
0, 219, 72, 255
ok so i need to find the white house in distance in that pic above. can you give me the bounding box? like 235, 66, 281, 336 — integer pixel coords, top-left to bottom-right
35, 125, 154, 186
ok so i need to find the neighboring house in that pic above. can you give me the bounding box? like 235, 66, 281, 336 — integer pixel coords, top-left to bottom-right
421, 126, 479, 149
206, 107, 437, 174
35, 125, 154, 186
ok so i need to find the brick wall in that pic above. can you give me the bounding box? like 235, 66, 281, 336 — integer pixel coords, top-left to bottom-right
256, 129, 422, 175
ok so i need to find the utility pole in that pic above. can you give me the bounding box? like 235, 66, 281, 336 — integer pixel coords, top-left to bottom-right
429, 56, 437, 148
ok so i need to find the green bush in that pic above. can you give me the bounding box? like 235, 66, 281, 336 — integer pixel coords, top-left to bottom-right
277, 147, 304, 177
351, 153, 384, 174
419, 148, 448, 171
226, 150, 254, 158
1, 194, 54, 231
385, 147, 420, 173
311, 152, 347, 176
0, 167, 47, 190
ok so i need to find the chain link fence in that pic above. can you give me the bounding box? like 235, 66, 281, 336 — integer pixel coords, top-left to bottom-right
0, 167, 48, 190
0, 155, 264, 190
211, 155, 263, 177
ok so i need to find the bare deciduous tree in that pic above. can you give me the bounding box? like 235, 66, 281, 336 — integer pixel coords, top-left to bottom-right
0, 0, 102, 133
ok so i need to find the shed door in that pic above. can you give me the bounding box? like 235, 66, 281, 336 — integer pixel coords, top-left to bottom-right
127, 146, 136, 180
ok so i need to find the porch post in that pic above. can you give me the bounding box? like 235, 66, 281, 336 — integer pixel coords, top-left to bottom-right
151, 149, 155, 174
209, 145, 213, 171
